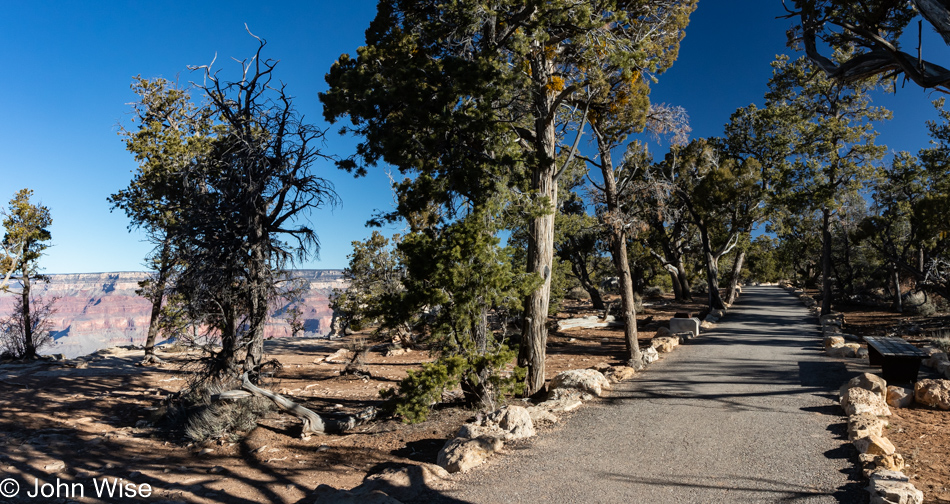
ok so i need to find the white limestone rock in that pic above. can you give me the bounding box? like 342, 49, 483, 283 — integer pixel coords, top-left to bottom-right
848, 413, 889, 441
854, 434, 896, 456
840, 373, 888, 401
641, 347, 660, 364
548, 369, 612, 398
437, 436, 503, 473
841, 387, 892, 417
886, 386, 913, 409
824, 335, 846, 348
651, 336, 679, 353
914, 379, 950, 410
867, 469, 923, 504
486, 406, 536, 441
358, 463, 451, 502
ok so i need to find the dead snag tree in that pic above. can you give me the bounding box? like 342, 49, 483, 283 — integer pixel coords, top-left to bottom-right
181, 33, 337, 382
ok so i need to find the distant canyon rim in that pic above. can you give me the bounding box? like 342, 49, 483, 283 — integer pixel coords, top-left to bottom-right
0, 270, 345, 358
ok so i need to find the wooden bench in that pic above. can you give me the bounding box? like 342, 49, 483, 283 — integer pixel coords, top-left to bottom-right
864, 336, 928, 384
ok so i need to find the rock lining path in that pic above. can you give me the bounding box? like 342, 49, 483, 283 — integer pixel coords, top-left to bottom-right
432, 286, 864, 503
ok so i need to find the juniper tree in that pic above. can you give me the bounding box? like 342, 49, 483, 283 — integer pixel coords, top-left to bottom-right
785, 0, 950, 92
111, 77, 213, 364
116, 34, 337, 382
176, 34, 338, 382
0, 189, 54, 359
766, 54, 890, 316
323, 0, 697, 395
657, 139, 761, 310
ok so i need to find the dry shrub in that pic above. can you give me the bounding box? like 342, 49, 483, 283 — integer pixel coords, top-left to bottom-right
157, 379, 273, 443
566, 286, 591, 301
931, 330, 950, 354
903, 291, 937, 316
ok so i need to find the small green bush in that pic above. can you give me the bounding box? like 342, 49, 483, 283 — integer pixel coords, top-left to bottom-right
643, 286, 665, 298
381, 345, 524, 423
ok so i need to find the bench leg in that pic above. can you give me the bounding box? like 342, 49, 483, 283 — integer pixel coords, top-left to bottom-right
880, 357, 922, 385
867, 345, 884, 367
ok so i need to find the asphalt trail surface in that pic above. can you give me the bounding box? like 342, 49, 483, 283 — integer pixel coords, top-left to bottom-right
431, 286, 865, 504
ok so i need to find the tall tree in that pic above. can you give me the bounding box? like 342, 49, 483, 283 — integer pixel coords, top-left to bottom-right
323, 0, 696, 395
785, 0, 950, 92
659, 139, 761, 309
177, 34, 338, 382
110, 77, 214, 364
0, 189, 54, 359
766, 54, 890, 315
582, 69, 694, 363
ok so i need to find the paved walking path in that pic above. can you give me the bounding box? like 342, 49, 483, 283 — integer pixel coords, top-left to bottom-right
433, 286, 864, 503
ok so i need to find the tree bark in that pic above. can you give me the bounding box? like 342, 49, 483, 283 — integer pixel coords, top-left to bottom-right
569, 253, 605, 310
142, 240, 172, 364
519, 56, 558, 397
244, 220, 269, 383
696, 224, 728, 310
821, 207, 833, 316
725, 249, 746, 306
704, 248, 727, 310
668, 269, 683, 300
474, 303, 488, 355
892, 266, 903, 313
676, 260, 692, 301
593, 127, 641, 365
612, 237, 641, 363
240, 373, 326, 435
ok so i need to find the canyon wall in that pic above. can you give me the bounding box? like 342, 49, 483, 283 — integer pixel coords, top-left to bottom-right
0, 270, 345, 358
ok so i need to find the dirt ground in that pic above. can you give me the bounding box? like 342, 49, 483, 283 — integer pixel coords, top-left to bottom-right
0, 291, 945, 503
0, 293, 702, 504
835, 302, 950, 504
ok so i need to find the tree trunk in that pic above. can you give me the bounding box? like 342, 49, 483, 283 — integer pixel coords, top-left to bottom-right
696, 224, 727, 310
474, 303, 488, 355
892, 266, 902, 313
519, 54, 558, 398
668, 269, 683, 300
143, 240, 172, 364
676, 260, 692, 301
593, 126, 641, 365
213, 301, 241, 380
821, 207, 833, 316
569, 254, 605, 310
704, 249, 727, 310
725, 250, 746, 306
244, 248, 268, 383
20, 270, 35, 359
611, 236, 641, 364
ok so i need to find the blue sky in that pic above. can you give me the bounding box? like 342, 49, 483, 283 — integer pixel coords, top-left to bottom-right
1, 2, 944, 274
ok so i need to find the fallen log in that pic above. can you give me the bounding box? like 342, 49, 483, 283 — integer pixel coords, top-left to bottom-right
213, 374, 379, 437
239, 373, 326, 435
556, 315, 625, 331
